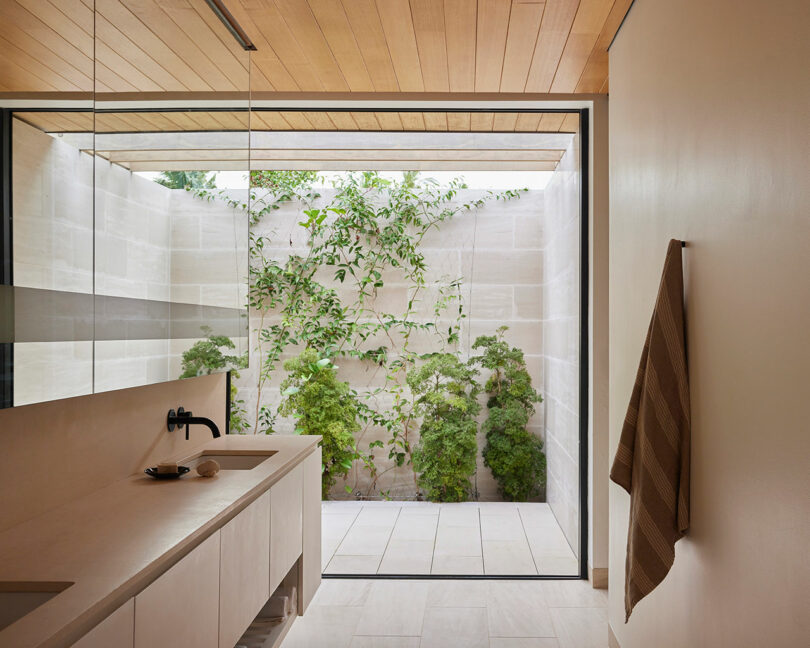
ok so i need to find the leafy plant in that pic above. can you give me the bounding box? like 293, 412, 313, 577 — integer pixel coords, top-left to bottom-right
179, 327, 248, 433
471, 327, 545, 501
155, 170, 216, 190
408, 353, 481, 502
278, 349, 367, 498
190, 170, 527, 498
246, 172, 521, 468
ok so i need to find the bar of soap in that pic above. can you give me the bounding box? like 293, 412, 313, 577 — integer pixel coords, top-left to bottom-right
196, 459, 220, 477
156, 462, 179, 474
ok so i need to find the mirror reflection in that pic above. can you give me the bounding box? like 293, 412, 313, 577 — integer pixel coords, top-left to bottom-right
0, 0, 250, 408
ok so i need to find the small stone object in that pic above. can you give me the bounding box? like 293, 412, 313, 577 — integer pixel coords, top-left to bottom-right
156, 462, 179, 475
196, 459, 220, 477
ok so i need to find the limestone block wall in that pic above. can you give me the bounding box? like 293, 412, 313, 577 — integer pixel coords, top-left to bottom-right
11, 119, 244, 402
236, 186, 546, 501
12, 119, 95, 404
541, 137, 581, 555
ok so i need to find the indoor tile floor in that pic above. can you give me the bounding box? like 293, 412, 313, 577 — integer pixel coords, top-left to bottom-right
281, 578, 608, 648
322, 501, 579, 576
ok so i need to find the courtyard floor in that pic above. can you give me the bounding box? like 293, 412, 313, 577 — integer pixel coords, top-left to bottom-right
322, 501, 579, 576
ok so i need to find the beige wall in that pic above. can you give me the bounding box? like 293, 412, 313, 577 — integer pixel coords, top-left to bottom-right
0, 373, 226, 532
542, 139, 581, 555
589, 98, 610, 581
609, 0, 810, 645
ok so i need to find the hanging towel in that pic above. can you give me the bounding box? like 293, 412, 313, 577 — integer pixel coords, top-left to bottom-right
610, 238, 691, 621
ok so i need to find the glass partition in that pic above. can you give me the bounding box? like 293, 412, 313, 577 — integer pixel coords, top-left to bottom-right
92, 0, 250, 393
0, 1, 250, 407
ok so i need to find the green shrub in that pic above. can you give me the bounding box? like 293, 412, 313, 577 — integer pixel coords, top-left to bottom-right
471, 327, 545, 501
278, 349, 362, 498
408, 353, 481, 502
179, 328, 248, 433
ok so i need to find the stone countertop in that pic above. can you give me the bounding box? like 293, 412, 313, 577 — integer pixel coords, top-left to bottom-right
0, 434, 320, 648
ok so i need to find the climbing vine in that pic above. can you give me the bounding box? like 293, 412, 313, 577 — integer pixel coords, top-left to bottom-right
189, 171, 528, 499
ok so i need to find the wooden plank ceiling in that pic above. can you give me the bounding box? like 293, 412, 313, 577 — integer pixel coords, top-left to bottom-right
0, 0, 633, 95
15, 111, 579, 133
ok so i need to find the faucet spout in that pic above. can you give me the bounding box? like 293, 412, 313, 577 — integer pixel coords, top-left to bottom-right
167, 407, 221, 440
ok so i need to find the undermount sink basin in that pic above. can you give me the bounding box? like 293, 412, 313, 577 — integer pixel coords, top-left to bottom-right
0, 582, 73, 631
186, 450, 277, 471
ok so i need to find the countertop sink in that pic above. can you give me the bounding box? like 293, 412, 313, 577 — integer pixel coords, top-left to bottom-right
186, 450, 277, 471
0, 582, 73, 631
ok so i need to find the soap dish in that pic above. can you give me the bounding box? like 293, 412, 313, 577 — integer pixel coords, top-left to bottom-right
145, 466, 190, 480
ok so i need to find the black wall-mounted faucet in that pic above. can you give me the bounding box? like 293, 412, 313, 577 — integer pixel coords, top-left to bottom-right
167, 407, 221, 440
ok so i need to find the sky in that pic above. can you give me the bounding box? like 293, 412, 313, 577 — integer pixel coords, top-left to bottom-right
136, 170, 553, 191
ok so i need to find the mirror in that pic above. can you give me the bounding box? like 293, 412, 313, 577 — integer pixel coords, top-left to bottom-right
0, 0, 249, 408
4, 109, 95, 406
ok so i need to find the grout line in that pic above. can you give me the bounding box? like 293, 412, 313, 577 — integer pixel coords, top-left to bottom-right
478, 506, 486, 575
375, 505, 402, 574
323, 503, 363, 569
428, 505, 441, 575
518, 506, 542, 576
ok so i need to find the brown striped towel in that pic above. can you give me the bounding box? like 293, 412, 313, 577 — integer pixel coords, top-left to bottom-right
610, 238, 691, 621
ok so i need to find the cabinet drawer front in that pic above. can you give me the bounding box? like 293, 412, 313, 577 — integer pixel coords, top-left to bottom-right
134, 532, 220, 648
72, 599, 134, 648
269, 463, 304, 593
219, 491, 271, 648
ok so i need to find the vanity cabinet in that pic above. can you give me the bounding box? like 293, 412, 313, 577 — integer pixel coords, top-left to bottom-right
219, 491, 271, 648
59, 446, 321, 648
301, 448, 322, 614
269, 464, 304, 594
71, 599, 133, 648
133, 532, 220, 648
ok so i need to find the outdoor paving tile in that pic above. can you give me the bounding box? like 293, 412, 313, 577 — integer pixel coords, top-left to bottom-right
549, 607, 609, 648
523, 525, 572, 555
438, 505, 480, 527
480, 513, 527, 541
533, 556, 579, 576
337, 525, 395, 555
321, 502, 578, 578
390, 514, 438, 541
323, 535, 343, 569
355, 506, 402, 526
397, 502, 440, 516
478, 502, 519, 516
321, 500, 363, 515
419, 607, 489, 648
430, 555, 485, 575
483, 540, 538, 575
486, 581, 555, 638
354, 580, 431, 636
426, 580, 488, 608
434, 525, 482, 557
516, 503, 558, 527
378, 540, 434, 574
325, 555, 383, 574
324, 513, 361, 539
